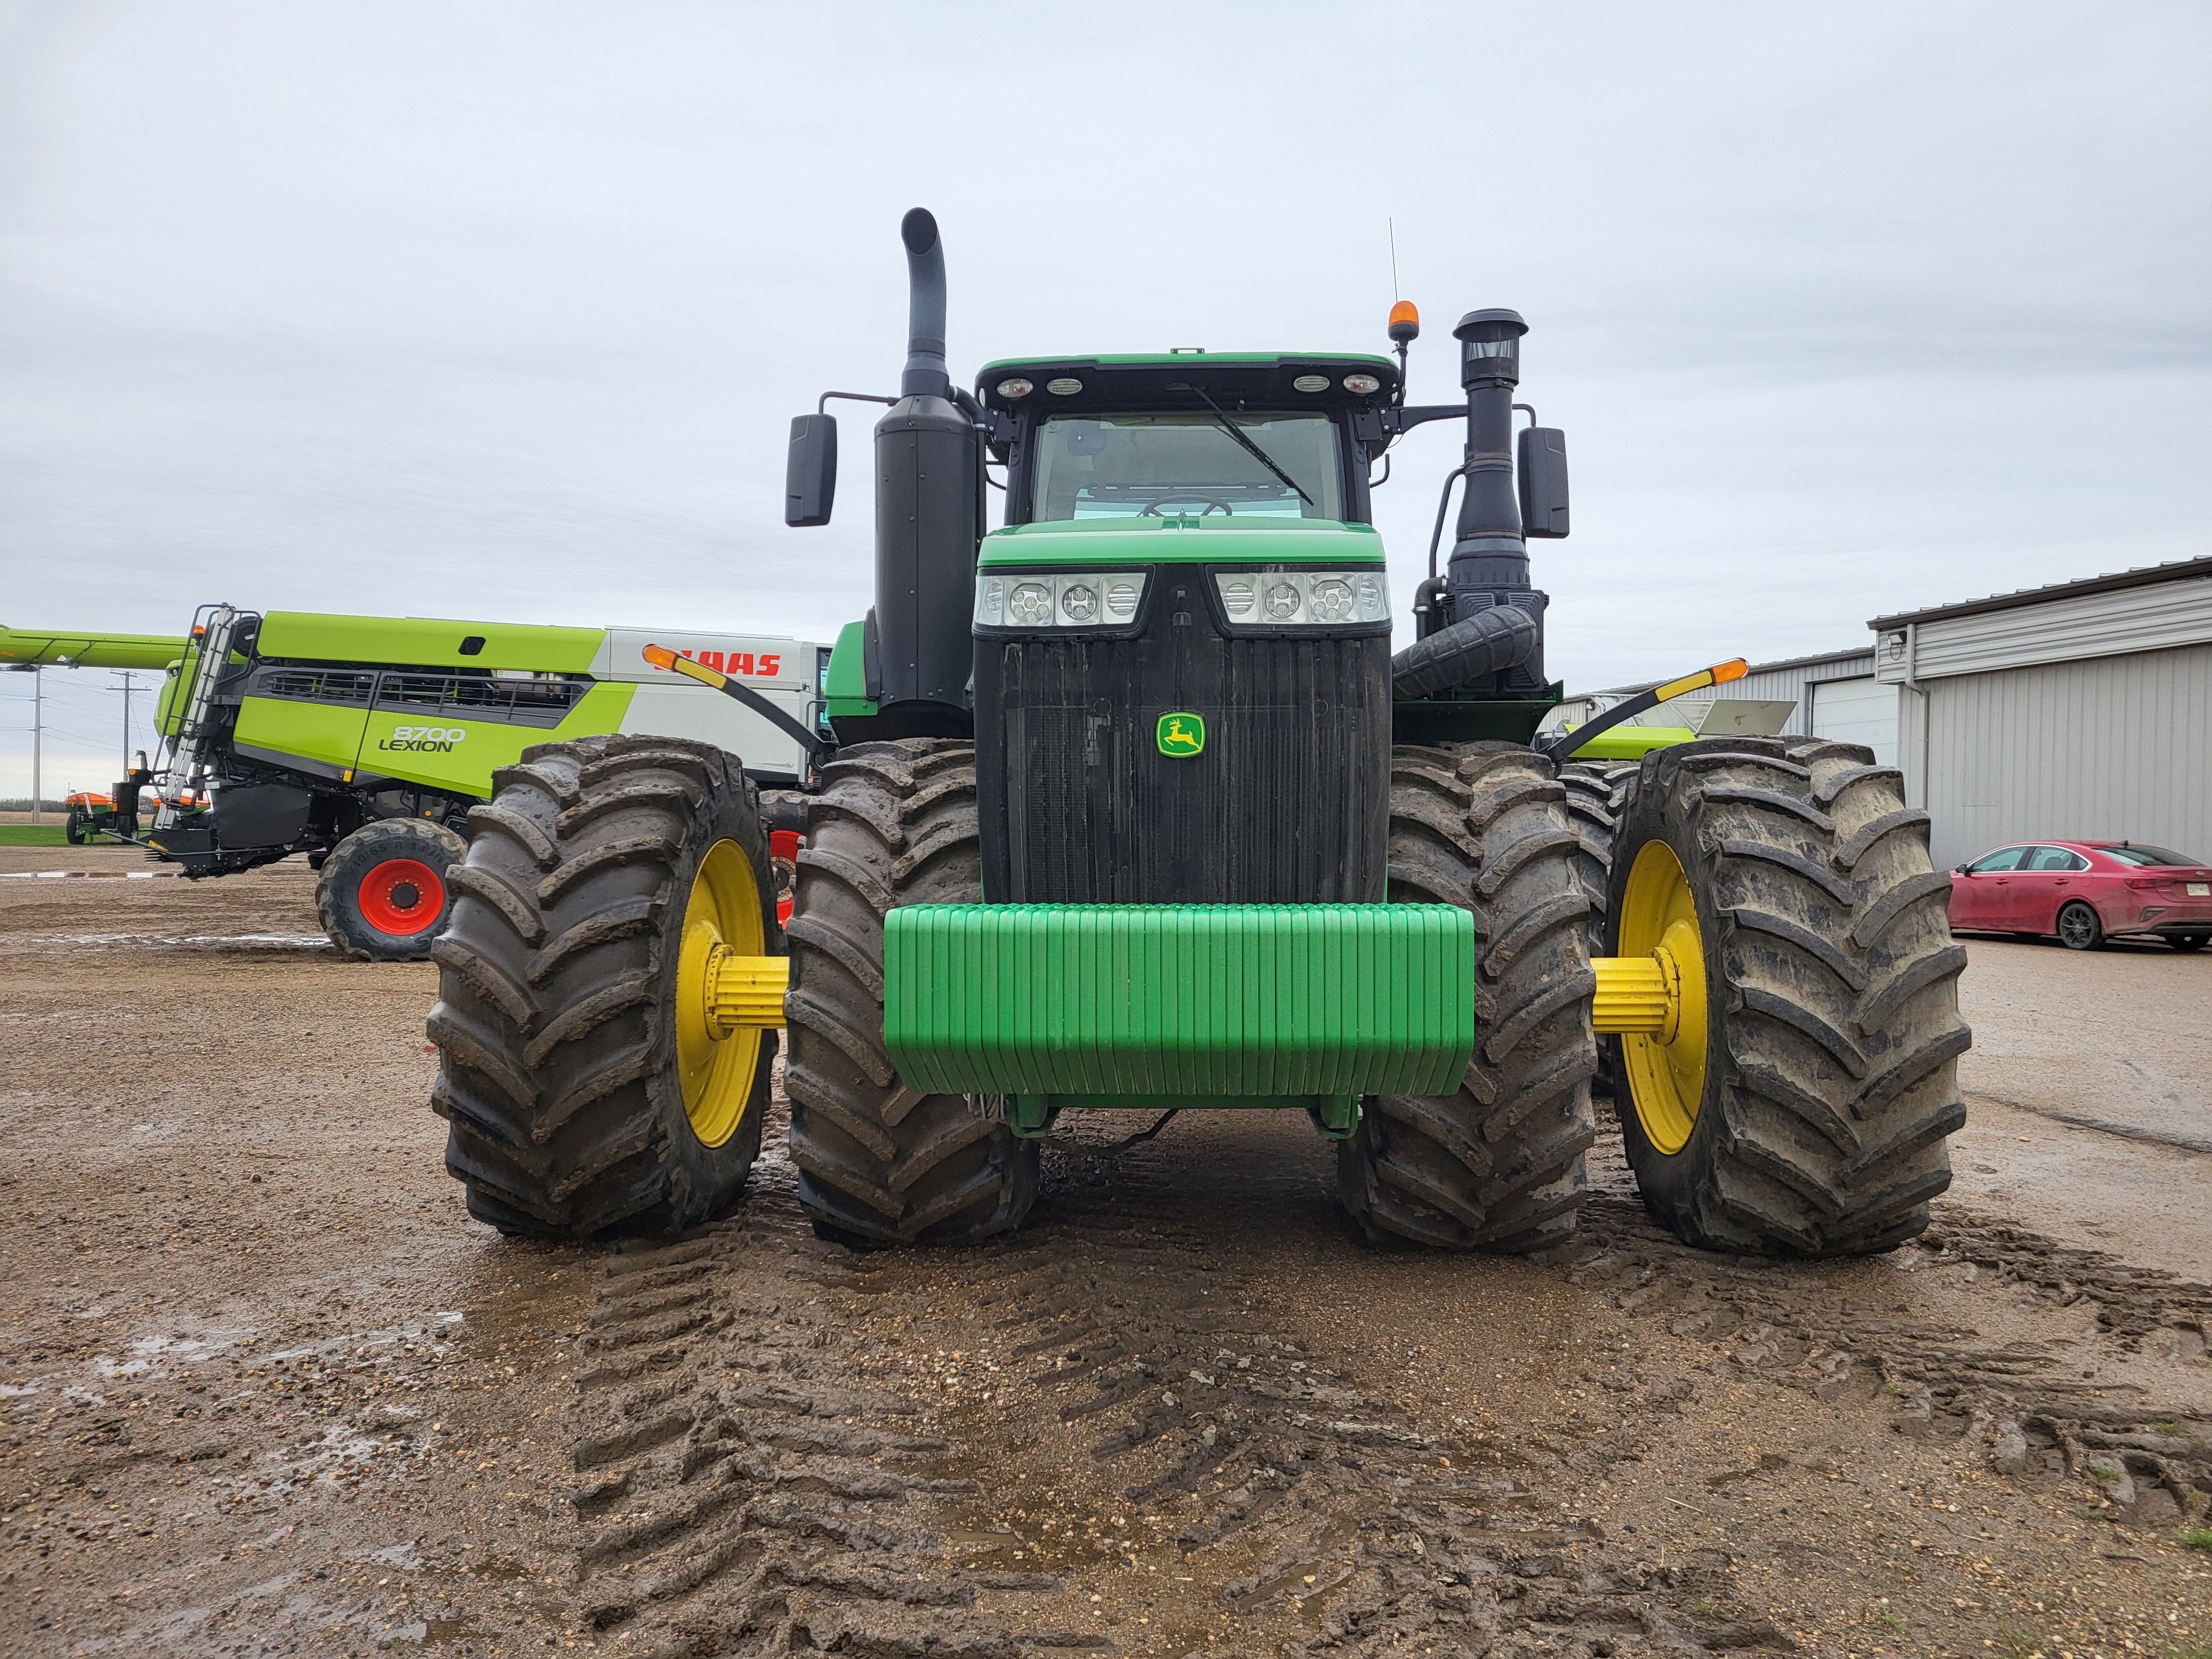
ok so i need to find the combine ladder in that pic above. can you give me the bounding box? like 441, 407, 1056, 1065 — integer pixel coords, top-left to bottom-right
154, 604, 251, 828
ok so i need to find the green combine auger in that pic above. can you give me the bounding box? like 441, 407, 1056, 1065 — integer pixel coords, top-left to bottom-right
1, 611, 827, 960
428, 208, 1968, 1256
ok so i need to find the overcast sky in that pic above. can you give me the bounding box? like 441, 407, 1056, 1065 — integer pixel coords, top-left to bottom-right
3, 1, 2207, 796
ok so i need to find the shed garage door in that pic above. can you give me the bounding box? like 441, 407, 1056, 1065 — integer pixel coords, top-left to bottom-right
1810, 676, 1898, 766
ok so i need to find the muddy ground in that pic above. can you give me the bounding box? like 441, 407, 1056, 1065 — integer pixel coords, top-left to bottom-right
2, 849, 2208, 1659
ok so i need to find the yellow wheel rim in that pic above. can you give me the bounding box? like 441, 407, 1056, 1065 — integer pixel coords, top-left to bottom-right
673, 839, 765, 1148
1617, 839, 1710, 1156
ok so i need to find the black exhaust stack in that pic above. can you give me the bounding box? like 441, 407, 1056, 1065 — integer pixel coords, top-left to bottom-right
898, 208, 951, 399
1438, 309, 1550, 697
865, 208, 980, 735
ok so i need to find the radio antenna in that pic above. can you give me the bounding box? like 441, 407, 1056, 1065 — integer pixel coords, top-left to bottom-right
1388, 217, 1401, 301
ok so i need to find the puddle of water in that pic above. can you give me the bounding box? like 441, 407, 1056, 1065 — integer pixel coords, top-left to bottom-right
23, 932, 332, 950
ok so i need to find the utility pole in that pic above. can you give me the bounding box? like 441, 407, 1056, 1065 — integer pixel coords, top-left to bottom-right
30, 665, 41, 826
112, 671, 140, 777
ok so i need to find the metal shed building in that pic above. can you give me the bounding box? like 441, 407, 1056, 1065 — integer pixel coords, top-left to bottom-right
1870, 556, 2212, 870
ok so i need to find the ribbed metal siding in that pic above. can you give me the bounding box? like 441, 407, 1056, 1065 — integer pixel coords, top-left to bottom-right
976, 605, 1391, 904
1921, 641, 2212, 869
1902, 574, 2212, 680
883, 902, 1474, 1096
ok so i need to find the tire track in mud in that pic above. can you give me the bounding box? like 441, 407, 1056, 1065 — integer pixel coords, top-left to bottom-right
562, 1156, 1046, 1657
1556, 1132, 2212, 1533
559, 1109, 2211, 1657
922, 1135, 1787, 1659
565, 1116, 1804, 1658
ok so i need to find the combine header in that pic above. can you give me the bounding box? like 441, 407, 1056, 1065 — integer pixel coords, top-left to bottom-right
428, 210, 1968, 1258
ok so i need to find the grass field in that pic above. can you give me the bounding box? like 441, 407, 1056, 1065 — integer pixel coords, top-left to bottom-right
0, 826, 71, 846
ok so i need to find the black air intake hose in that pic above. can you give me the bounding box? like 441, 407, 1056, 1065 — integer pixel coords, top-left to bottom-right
1391, 605, 1538, 700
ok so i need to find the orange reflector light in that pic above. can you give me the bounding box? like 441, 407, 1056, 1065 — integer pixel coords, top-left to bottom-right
1713, 658, 1749, 684
1390, 300, 1419, 328
640, 643, 677, 671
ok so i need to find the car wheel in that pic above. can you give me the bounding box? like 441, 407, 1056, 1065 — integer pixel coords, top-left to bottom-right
2057, 901, 2104, 952
2169, 933, 2209, 953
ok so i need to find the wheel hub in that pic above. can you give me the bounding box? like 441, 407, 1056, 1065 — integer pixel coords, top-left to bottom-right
1599, 841, 1710, 1156
672, 841, 779, 1149
359, 857, 445, 937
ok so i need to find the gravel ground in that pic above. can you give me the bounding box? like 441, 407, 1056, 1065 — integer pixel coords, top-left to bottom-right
2, 853, 2208, 1658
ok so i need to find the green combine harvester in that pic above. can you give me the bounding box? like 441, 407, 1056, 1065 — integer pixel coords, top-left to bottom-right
426, 208, 1968, 1256
0, 613, 827, 959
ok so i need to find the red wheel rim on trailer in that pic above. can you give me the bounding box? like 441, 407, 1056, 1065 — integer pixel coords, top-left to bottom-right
359, 857, 446, 936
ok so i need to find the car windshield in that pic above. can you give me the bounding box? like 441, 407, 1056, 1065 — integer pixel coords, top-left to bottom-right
2094, 843, 2201, 867
1031, 411, 1343, 522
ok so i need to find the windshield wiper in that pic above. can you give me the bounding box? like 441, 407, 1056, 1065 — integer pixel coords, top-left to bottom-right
1192, 389, 1313, 504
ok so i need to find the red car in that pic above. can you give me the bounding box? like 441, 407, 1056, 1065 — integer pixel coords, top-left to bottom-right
1949, 840, 2212, 951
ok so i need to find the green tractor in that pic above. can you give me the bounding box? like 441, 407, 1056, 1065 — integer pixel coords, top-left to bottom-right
428, 209, 1968, 1255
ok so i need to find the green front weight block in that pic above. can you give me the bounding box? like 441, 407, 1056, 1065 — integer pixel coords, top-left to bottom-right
884, 903, 1476, 1101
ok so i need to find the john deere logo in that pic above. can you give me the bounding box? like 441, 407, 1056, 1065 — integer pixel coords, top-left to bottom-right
1156, 713, 1205, 758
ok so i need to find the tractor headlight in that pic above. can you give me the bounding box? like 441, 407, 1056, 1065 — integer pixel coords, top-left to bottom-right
1212, 568, 1390, 630
976, 572, 1149, 631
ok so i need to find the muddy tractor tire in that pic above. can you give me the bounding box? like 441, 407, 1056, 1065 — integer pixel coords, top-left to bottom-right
427, 735, 777, 1239
1338, 742, 1599, 1253
316, 817, 466, 961
1605, 736, 1968, 1256
782, 739, 1039, 1247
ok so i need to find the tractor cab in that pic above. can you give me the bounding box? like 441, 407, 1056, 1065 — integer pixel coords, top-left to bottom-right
974, 354, 1399, 528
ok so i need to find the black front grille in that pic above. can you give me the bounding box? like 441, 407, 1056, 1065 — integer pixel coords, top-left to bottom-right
976, 586, 1389, 904
253, 668, 377, 705
374, 673, 587, 728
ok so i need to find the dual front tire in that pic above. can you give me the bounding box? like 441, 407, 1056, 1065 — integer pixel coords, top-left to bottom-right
1600, 738, 1969, 1255
428, 737, 776, 1239
427, 734, 1037, 1246
1338, 743, 1599, 1253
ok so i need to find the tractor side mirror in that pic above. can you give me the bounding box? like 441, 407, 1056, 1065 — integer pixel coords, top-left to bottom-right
1518, 426, 1569, 538
785, 413, 838, 527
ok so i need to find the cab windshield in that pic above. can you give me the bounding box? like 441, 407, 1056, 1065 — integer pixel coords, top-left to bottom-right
1031, 411, 1343, 522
